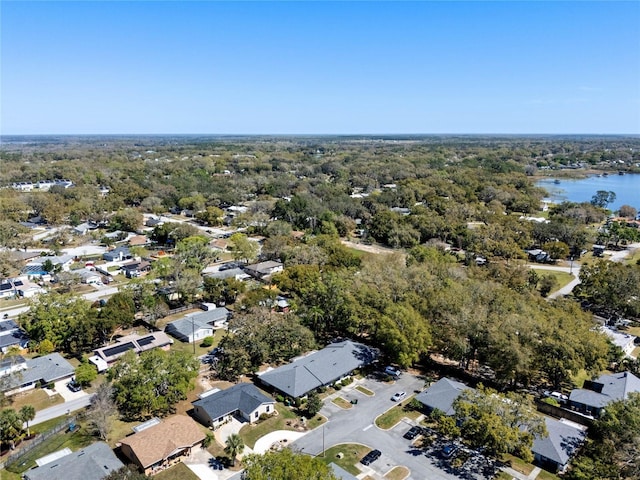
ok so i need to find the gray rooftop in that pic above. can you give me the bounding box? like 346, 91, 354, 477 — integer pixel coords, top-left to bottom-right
569, 371, 640, 409
20, 353, 74, 385
531, 418, 586, 467
23, 441, 124, 480
415, 377, 472, 416
206, 268, 248, 280
193, 383, 274, 420
259, 340, 378, 398
186, 308, 231, 325
165, 317, 213, 338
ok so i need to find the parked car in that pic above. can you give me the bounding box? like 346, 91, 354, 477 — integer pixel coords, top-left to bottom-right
384, 366, 401, 378
403, 425, 422, 440
360, 449, 382, 466
441, 444, 458, 459
67, 379, 82, 392
543, 390, 568, 403
391, 391, 407, 402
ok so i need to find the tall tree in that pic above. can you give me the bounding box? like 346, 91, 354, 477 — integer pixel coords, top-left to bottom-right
224, 433, 245, 467
19, 405, 35, 437
242, 449, 338, 480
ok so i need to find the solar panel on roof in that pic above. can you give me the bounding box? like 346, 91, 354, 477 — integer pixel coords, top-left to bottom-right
137, 336, 154, 347
103, 342, 135, 358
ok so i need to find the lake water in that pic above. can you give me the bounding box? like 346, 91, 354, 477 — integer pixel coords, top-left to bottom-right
537, 174, 640, 211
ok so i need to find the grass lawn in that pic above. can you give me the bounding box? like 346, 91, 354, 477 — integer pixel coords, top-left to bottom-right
6, 424, 94, 474
239, 403, 297, 448
536, 469, 560, 480
624, 248, 640, 265
332, 397, 352, 409
385, 466, 409, 480
570, 369, 591, 389
625, 325, 640, 337
169, 329, 223, 358
154, 462, 199, 480
532, 269, 574, 293
0, 469, 21, 480
494, 472, 513, 480
320, 443, 370, 476
355, 385, 374, 396
502, 453, 534, 476
10, 389, 64, 411
374, 397, 420, 430
106, 416, 141, 447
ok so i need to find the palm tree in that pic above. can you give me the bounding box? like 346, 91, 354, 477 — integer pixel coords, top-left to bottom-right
224, 433, 245, 467
20, 405, 36, 437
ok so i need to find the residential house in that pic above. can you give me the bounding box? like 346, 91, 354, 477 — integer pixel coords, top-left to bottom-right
192, 383, 275, 428
102, 246, 132, 262
415, 377, 472, 416
244, 260, 284, 280
23, 255, 74, 276
1, 353, 75, 396
165, 317, 213, 344
205, 268, 250, 282
0, 280, 17, 299
531, 417, 586, 473
258, 340, 378, 399
0, 319, 29, 353
16, 280, 46, 298
76, 268, 102, 285
569, 371, 640, 417
22, 442, 124, 480
121, 260, 151, 279
128, 235, 149, 247
119, 415, 205, 475
93, 332, 173, 364
145, 217, 164, 228
601, 326, 637, 357
73, 222, 98, 235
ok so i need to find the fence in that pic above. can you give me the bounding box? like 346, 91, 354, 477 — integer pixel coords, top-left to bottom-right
1, 415, 79, 470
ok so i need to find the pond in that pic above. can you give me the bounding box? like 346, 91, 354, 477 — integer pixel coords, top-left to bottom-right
537, 174, 640, 212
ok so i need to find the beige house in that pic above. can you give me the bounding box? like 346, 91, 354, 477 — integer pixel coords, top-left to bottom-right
119, 416, 205, 475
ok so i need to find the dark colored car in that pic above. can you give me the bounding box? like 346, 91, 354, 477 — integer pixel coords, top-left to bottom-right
403, 426, 422, 440
67, 380, 82, 392
360, 449, 382, 466
441, 444, 458, 459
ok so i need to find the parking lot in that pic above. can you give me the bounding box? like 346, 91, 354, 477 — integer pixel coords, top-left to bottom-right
291, 374, 497, 480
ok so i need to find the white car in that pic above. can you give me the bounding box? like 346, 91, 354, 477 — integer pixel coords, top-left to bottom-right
391, 391, 407, 402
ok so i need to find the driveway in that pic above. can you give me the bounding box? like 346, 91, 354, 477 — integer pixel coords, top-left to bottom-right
184, 447, 238, 480
291, 374, 467, 480
53, 379, 89, 402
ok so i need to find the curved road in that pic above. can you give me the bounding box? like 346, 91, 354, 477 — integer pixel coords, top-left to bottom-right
527, 264, 581, 299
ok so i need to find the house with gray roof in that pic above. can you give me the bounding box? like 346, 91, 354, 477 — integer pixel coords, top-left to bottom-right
244, 260, 284, 280
531, 417, 586, 473
0, 319, 29, 353
23, 255, 74, 276
415, 377, 472, 416
192, 383, 275, 428
23, 441, 124, 480
165, 316, 214, 343
569, 371, 640, 417
102, 246, 131, 262
2, 353, 74, 395
258, 340, 378, 398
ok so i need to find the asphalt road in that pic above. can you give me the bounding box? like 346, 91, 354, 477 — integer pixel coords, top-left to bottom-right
29, 394, 93, 427
291, 375, 463, 480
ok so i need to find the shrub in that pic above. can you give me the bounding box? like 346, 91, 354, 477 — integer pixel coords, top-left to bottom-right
200, 336, 214, 348
276, 394, 285, 403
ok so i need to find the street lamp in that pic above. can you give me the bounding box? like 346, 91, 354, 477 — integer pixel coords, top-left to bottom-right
570, 256, 574, 275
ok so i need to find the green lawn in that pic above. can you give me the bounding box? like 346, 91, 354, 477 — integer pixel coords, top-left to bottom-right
154, 462, 199, 480
6, 424, 94, 473
502, 453, 534, 476
239, 403, 297, 448
385, 466, 410, 480
374, 396, 421, 430
169, 329, 223, 357
537, 469, 560, 480
10, 389, 64, 411
320, 443, 370, 476
624, 248, 640, 265
532, 269, 574, 293
355, 385, 374, 396
332, 397, 352, 409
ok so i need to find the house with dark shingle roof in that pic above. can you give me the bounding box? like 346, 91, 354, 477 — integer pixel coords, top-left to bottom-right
192, 383, 275, 428
258, 340, 377, 399
531, 417, 586, 473
165, 317, 213, 344
415, 377, 472, 416
569, 371, 640, 417
23, 442, 124, 480
2, 353, 74, 395
0, 319, 29, 353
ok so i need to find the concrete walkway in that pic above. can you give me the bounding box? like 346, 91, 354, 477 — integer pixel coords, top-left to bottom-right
501, 465, 542, 480
252, 430, 307, 454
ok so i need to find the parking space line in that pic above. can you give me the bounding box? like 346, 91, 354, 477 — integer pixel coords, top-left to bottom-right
363, 424, 373, 431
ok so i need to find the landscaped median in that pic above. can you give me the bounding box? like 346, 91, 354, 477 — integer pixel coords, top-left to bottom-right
355, 385, 374, 396
320, 443, 371, 476
374, 395, 421, 430
385, 465, 410, 480
331, 396, 353, 409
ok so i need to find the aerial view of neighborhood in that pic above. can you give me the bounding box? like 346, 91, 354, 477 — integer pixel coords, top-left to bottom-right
1, 1, 639, 480
0, 134, 638, 480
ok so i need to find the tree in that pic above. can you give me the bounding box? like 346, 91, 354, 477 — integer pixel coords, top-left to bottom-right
19, 405, 35, 437
242, 449, 338, 479
306, 390, 322, 417
0, 408, 24, 449
453, 386, 546, 461
618, 204, 638, 219
175, 235, 217, 270
224, 433, 245, 466
228, 233, 259, 263
591, 190, 616, 209
103, 465, 151, 480
75, 362, 98, 386
111, 208, 143, 232
542, 241, 569, 261
109, 349, 199, 420
196, 206, 224, 226
538, 274, 557, 297
86, 382, 117, 441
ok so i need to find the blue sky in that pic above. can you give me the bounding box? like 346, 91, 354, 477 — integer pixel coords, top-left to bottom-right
1, 1, 639, 135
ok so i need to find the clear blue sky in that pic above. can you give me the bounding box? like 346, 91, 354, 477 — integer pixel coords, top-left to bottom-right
1, 1, 639, 135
